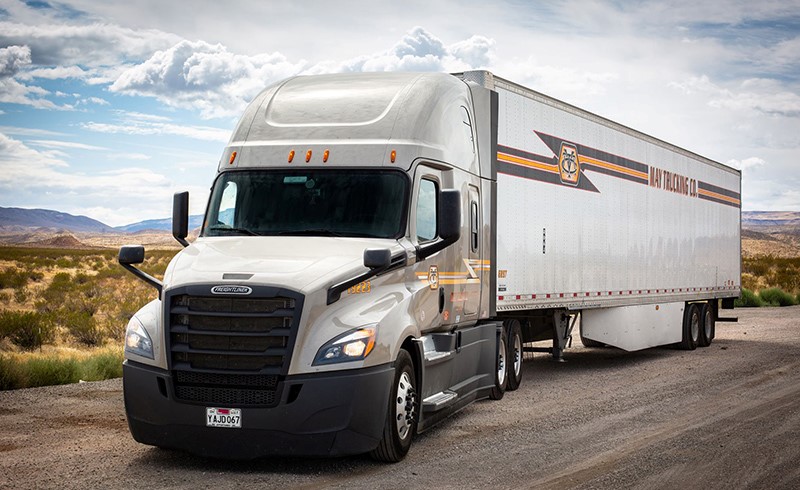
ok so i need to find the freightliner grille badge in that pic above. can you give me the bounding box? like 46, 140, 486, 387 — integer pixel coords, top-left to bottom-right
210, 285, 253, 295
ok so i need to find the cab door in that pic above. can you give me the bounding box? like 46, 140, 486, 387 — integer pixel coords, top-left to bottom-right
408, 164, 457, 333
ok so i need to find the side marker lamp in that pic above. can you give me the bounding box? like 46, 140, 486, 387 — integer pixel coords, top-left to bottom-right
228, 151, 237, 165
288, 150, 295, 163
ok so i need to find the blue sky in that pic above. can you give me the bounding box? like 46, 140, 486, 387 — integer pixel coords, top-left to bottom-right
0, 0, 799, 226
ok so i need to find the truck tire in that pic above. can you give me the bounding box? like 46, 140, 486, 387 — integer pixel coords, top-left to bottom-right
698, 303, 714, 347
680, 303, 700, 350
490, 327, 508, 400
506, 320, 523, 391
370, 349, 417, 462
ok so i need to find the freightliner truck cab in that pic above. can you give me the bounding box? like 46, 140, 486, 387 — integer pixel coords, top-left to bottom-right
119, 71, 515, 461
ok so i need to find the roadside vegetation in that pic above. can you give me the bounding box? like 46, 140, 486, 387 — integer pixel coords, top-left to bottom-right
0, 246, 173, 389
1, 247, 798, 389
738, 255, 800, 307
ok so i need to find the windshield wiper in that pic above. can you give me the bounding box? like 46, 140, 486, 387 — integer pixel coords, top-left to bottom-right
207, 225, 261, 236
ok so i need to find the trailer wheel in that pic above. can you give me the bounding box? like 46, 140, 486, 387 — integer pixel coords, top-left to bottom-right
370, 349, 417, 462
506, 320, 523, 391
698, 303, 714, 347
680, 303, 700, 350
490, 327, 508, 400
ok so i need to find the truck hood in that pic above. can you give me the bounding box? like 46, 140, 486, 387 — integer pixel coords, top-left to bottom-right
164, 236, 399, 294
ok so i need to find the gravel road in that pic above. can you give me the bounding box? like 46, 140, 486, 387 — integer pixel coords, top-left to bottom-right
2, 306, 800, 489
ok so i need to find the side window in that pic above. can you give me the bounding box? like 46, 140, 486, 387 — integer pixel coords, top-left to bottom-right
416, 179, 438, 242
218, 181, 237, 227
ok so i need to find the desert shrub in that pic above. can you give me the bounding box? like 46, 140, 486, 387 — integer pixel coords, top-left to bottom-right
81, 348, 123, 381
27, 270, 44, 282
13, 288, 27, 303
735, 288, 764, 308
25, 357, 80, 387
0, 311, 55, 350
758, 288, 797, 307
59, 310, 104, 346
0, 356, 25, 390
0, 267, 28, 289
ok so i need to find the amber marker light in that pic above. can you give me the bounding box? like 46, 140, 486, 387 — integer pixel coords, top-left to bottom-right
288, 150, 295, 163
305, 149, 312, 162
229, 151, 237, 165
323, 149, 330, 162
390, 149, 397, 163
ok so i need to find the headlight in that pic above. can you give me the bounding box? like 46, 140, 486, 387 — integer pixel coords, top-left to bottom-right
313, 326, 376, 365
125, 316, 154, 360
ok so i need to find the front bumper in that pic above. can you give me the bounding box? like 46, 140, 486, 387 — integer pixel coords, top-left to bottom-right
123, 360, 394, 459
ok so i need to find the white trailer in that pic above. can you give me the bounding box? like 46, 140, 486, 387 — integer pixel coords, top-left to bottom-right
119, 70, 741, 462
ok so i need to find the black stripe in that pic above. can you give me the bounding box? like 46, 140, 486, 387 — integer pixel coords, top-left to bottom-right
581, 163, 649, 185
497, 144, 556, 165
497, 161, 599, 193
698, 194, 740, 208
698, 181, 740, 200
535, 131, 650, 174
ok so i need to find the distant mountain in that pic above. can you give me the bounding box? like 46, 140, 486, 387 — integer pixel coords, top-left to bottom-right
115, 215, 205, 233
742, 211, 800, 235
0, 206, 116, 233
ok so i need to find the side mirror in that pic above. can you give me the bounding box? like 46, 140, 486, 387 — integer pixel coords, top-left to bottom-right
118, 244, 163, 293
438, 189, 461, 241
364, 248, 391, 269
173, 191, 189, 247
118, 245, 145, 265
417, 189, 462, 261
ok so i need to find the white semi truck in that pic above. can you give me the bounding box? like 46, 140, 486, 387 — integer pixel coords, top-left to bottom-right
119, 70, 741, 461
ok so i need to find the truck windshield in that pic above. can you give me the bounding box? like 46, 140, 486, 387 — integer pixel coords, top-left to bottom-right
203, 170, 408, 238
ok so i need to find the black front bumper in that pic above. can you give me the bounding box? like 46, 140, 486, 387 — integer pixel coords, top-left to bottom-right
123, 360, 394, 459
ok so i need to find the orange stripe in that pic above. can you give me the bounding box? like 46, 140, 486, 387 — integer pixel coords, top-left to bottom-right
698, 188, 740, 205
578, 155, 649, 180
498, 152, 559, 174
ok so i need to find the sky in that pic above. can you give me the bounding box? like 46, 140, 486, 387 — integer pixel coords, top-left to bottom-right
0, 0, 798, 227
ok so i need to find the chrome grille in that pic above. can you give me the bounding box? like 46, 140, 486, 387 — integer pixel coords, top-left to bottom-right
166, 286, 302, 407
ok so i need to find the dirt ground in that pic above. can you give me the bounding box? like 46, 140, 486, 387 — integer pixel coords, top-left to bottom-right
1, 306, 799, 489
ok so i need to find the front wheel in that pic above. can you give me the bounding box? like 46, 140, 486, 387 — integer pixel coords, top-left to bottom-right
370, 350, 417, 462
490, 326, 508, 400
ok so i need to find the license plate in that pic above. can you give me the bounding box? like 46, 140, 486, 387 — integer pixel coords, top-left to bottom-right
206, 407, 242, 428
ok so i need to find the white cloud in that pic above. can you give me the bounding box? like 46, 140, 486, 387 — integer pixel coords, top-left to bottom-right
109, 27, 495, 119
108, 153, 152, 161
0, 21, 180, 68
17, 65, 91, 81
0, 132, 207, 226
28, 140, 109, 151
0, 45, 31, 78
82, 120, 230, 143
670, 75, 800, 118
727, 157, 767, 172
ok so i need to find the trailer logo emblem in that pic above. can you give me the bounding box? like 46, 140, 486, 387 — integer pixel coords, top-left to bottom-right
428, 265, 439, 290
210, 285, 253, 295
558, 142, 580, 186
